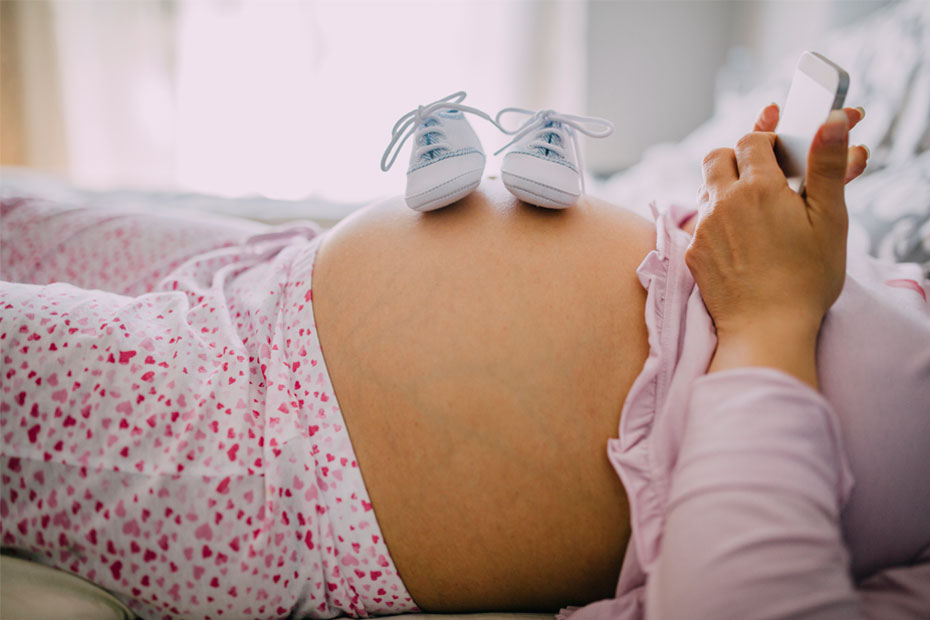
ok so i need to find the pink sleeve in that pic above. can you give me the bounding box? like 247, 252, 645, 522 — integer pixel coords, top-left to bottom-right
646, 368, 862, 620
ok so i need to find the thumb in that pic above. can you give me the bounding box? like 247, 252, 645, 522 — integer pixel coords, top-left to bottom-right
805, 109, 849, 219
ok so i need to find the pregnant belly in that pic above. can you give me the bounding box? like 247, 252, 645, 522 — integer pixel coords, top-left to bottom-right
310, 182, 657, 611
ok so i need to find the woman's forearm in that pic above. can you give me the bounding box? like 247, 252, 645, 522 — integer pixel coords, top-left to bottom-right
649, 370, 859, 620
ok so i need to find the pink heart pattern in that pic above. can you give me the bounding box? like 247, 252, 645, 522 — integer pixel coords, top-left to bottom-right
0, 198, 419, 619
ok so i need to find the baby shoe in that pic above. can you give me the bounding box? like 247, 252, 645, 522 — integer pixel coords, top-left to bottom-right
381, 92, 498, 212
495, 108, 614, 209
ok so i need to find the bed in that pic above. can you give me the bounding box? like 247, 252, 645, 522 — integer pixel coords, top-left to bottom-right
1, 2, 928, 618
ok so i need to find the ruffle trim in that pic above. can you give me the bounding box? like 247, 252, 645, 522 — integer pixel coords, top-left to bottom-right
605, 202, 697, 582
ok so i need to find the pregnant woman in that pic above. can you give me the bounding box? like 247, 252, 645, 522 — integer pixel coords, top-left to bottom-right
1, 105, 928, 620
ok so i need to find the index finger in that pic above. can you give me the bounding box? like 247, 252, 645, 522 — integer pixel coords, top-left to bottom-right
752, 103, 779, 132
734, 132, 782, 179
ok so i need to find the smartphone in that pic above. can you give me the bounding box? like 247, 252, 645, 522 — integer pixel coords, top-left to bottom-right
774, 51, 849, 194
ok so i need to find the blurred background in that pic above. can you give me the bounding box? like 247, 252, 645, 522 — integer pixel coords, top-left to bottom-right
1, 0, 892, 206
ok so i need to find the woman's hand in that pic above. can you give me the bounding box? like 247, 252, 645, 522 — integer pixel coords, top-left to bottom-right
685, 110, 858, 389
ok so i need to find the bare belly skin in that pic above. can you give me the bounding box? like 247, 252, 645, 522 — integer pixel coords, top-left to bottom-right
311, 180, 657, 612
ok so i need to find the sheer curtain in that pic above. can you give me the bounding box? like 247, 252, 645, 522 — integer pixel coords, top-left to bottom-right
27, 0, 587, 204
52, 0, 177, 190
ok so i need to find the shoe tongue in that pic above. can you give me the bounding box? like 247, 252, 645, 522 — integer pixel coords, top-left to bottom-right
536, 121, 564, 158
419, 117, 444, 160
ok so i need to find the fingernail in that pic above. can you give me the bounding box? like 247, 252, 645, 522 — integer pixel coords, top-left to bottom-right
823, 109, 848, 144
861, 144, 870, 159
855, 106, 866, 121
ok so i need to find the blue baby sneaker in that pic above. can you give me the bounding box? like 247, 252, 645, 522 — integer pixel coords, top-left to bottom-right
495, 108, 614, 209
381, 92, 497, 212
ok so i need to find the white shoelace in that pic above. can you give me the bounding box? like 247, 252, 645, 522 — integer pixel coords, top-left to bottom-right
380, 91, 502, 172
493, 108, 614, 191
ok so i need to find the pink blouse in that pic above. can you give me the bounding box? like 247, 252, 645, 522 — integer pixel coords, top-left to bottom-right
562, 205, 930, 619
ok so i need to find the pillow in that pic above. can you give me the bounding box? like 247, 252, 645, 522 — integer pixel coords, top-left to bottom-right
847, 150, 930, 276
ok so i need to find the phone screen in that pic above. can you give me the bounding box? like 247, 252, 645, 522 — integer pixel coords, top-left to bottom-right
775, 52, 848, 193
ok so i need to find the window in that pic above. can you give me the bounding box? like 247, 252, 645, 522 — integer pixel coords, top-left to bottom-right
46, 0, 585, 203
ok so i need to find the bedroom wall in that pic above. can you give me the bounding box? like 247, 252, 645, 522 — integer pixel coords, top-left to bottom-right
585, 0, 733, 175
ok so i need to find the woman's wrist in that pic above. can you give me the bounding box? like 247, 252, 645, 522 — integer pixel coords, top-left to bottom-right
709, 316, 821, 390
